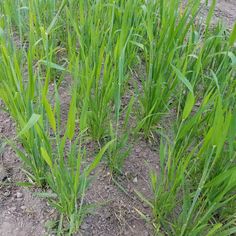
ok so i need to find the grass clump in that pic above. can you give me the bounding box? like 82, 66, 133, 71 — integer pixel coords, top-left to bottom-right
0, 0, 236, 235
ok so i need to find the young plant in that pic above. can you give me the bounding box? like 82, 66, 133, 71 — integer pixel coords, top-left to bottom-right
137, 0, 202, 137
41, 135, 113, 235
0, 27, 50, 185
67, 0, 142, 140
105, 96, 134, 175
139, 87, 236, 235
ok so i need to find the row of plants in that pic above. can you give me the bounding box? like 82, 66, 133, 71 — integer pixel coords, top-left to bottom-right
0, 0, 236, 235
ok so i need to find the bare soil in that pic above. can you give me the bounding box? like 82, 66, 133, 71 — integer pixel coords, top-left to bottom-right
201, 0, 236, 29
0, 1, 235, 235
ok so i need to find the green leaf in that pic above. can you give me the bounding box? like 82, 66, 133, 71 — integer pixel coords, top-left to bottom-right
16, 182, 34, 187
134, 189, 153, 209
182, 92, 195, 120
171, 65, 194, 93
229, 22, 236, 47
228, 52, 236, 67
206, 223, 222, 236
130, 40, 144, 50
66, 88, 77, 140
39, 60, 66, 71
0, 27, 5, 38
43, 97, 56, 132
33, 191, 57, 199
17, 114, 40, 138
86, 140, 115, 177
206, 0, 216, 31
123, 96, 135, 130
46, 0, 67, 34
74, 152, 82, 193
206, 167, 236, 188
218, 227, 236, 236
41, 147, 53, 169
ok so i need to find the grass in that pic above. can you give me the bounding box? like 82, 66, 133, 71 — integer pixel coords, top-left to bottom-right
0, 0, 236, 235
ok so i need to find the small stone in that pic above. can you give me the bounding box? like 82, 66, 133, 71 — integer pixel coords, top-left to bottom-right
85, 217, 92, 224
16, 192, 23, 198
105, 185, 110, 190
133, 177, 138, 183
104, 211, 111, 219
3, 191, 11, 197
21, 205, 27, 210
80, 223, 89, 230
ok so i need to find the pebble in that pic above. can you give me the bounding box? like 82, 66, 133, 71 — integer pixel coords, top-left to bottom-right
40, 220, 45, 225
104, 211, 111, 219
16, 192, 23, 198
80, 223, 90, 230
105, 185, 110, 190
133, 177, 138, 183
85, 217, 93, 224
21, 205, 27, 210
3, 191, 11, 197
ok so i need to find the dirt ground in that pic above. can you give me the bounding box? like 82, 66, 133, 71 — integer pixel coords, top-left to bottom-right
201, 0, 236, 29
0, 1, 235, 236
